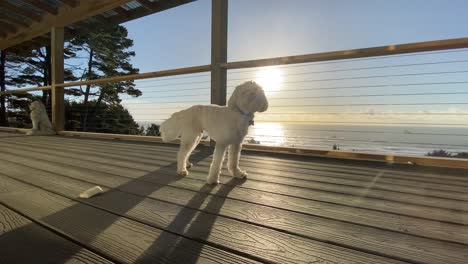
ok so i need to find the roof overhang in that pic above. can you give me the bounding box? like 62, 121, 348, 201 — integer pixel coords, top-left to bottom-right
0, 0, 196, 51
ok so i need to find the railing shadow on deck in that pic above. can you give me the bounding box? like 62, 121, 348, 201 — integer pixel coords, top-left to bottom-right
0, 148, 249, 263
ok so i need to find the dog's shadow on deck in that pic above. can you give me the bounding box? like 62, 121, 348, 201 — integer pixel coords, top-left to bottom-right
5, 148, 244, 263
135, 176, 244, 263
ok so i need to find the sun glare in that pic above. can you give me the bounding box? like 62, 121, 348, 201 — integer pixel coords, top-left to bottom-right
255, 67, 283, 92
249, 122, 285, 146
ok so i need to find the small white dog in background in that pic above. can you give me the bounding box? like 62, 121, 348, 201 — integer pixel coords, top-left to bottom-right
26, 101, 55, 136
160, 81, 269, 184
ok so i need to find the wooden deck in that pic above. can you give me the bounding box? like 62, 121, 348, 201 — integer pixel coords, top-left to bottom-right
0, 131, 467, 264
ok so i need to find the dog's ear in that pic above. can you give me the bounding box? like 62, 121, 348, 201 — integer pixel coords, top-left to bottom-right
228, 86, 240, 110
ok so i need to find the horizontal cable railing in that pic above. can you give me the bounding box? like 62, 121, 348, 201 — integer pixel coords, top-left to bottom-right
2, 38, 468, 163
62, 70, 210, 139
227, 49, 468, 157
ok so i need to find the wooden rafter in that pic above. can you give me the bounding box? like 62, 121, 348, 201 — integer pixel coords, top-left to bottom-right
138, 0, 163, 11
136, 0, 156, 11
25, 0, 58, 15
90, 14, 108, 24
0, 1, 42, 22
0, 14, 31, 28
0, 21, 18, 34
0, 0, 195, 51
114, 6, 131, 19
58, 0, 80, 8
0, 0, 133, 50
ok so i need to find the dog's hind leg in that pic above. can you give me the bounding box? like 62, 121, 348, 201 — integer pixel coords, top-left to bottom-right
207, 143, 227, 184
177, 131, 199, 176
228, 143, 248, 178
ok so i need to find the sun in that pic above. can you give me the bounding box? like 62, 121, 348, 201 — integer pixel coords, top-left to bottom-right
255, 67, 283, 92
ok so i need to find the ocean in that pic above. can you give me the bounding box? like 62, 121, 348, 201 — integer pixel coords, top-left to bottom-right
247, 122, 468, 156
139, 121, 468, 157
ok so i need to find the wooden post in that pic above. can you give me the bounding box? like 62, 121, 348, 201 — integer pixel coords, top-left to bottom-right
211, 0, 228, 106
0, 50, 7, 127
51, 27, 64, 132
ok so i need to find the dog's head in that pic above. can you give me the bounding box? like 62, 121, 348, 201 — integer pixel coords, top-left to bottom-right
29, 101, 46, 112
228, 81, 269, 114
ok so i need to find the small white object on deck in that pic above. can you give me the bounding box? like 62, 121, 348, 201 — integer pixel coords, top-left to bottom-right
79, 186, 104, 198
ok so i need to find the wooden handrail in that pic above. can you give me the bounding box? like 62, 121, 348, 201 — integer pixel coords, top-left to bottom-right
58, 65, 211, 88
222, 37, 468, 69
4, 37, 468, 93
0, 65, 211, 95
0, 85, 52, 95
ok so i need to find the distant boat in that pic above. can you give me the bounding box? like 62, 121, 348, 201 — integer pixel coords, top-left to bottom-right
404, 129, 412, 134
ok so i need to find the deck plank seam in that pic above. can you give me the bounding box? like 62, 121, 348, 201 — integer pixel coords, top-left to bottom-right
9, 138, 468, 197
2, 158, 467, 248
0, 198, 121, 264
2, 142, 467, 213
2, 148, 466, 227
0, 172, 281, 264
16, 137, 468, 185
0, 171, 429, 264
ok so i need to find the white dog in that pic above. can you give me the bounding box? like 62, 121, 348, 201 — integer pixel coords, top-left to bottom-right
160, 81, 269, 184
26, 101, 55, 136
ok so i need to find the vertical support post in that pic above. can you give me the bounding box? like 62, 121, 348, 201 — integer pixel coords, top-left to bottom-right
51, 27, 64, 132
0, 50, 7, 127
211, 0, 228, 106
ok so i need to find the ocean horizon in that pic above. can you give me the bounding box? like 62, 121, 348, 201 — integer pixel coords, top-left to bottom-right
137, 121, 468, 157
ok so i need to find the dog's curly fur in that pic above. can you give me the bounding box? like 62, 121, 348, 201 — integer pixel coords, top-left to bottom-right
160, 81, 269, 184
27, 101, 55, 136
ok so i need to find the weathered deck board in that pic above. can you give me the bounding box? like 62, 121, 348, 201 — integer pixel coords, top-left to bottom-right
1, 157, 467, 264
0, 140, 466, 245
8, 138, 468, 203
25, 135, 468, 187
0, 173, 408, 264
1, 134, 467, 264
0, 174, 261, 264
1, 142, 467, 226
40, 134, 468, 177
0, 204, 114, 264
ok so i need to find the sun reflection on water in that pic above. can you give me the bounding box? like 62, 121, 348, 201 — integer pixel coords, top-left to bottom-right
247, 122, 285, 146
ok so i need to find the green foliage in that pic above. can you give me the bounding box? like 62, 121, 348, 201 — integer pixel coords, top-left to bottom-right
5, 94, 43, 128
426, 149, 452, 157
69, 25, 141, 105
426, 149, 468, 159
145, 123, 161, 136
65, 100, 141, 135
2, 25, 145, 136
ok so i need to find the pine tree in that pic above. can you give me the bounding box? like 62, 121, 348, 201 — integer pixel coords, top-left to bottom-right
69, 25, 141, 131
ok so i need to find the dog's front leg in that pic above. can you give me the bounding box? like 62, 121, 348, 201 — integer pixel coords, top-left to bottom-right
28, 119, 39, 135
207, 143, 227, 184
228, 143, 247, 178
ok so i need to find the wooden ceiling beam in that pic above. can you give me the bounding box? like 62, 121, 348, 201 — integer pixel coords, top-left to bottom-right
25, 0, 59, 15
58, 0, 80, 8
0, 15, 31, 28
136, 0, 156, 11
0, 1, 43, 22
139, 0, 163, 10
91, 14, 108, 24
0, 0, 132, 50
0, 21, 18, 34
114, 6, 132, 19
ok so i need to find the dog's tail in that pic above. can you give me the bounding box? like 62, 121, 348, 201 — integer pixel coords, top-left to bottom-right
160, 112, 182, 142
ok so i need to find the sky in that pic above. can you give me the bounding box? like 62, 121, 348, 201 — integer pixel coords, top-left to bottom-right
124, 0, 468, 70
117, 0, 468, 127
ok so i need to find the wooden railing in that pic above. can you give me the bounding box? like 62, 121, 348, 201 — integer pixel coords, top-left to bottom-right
3, 37, 468, 168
